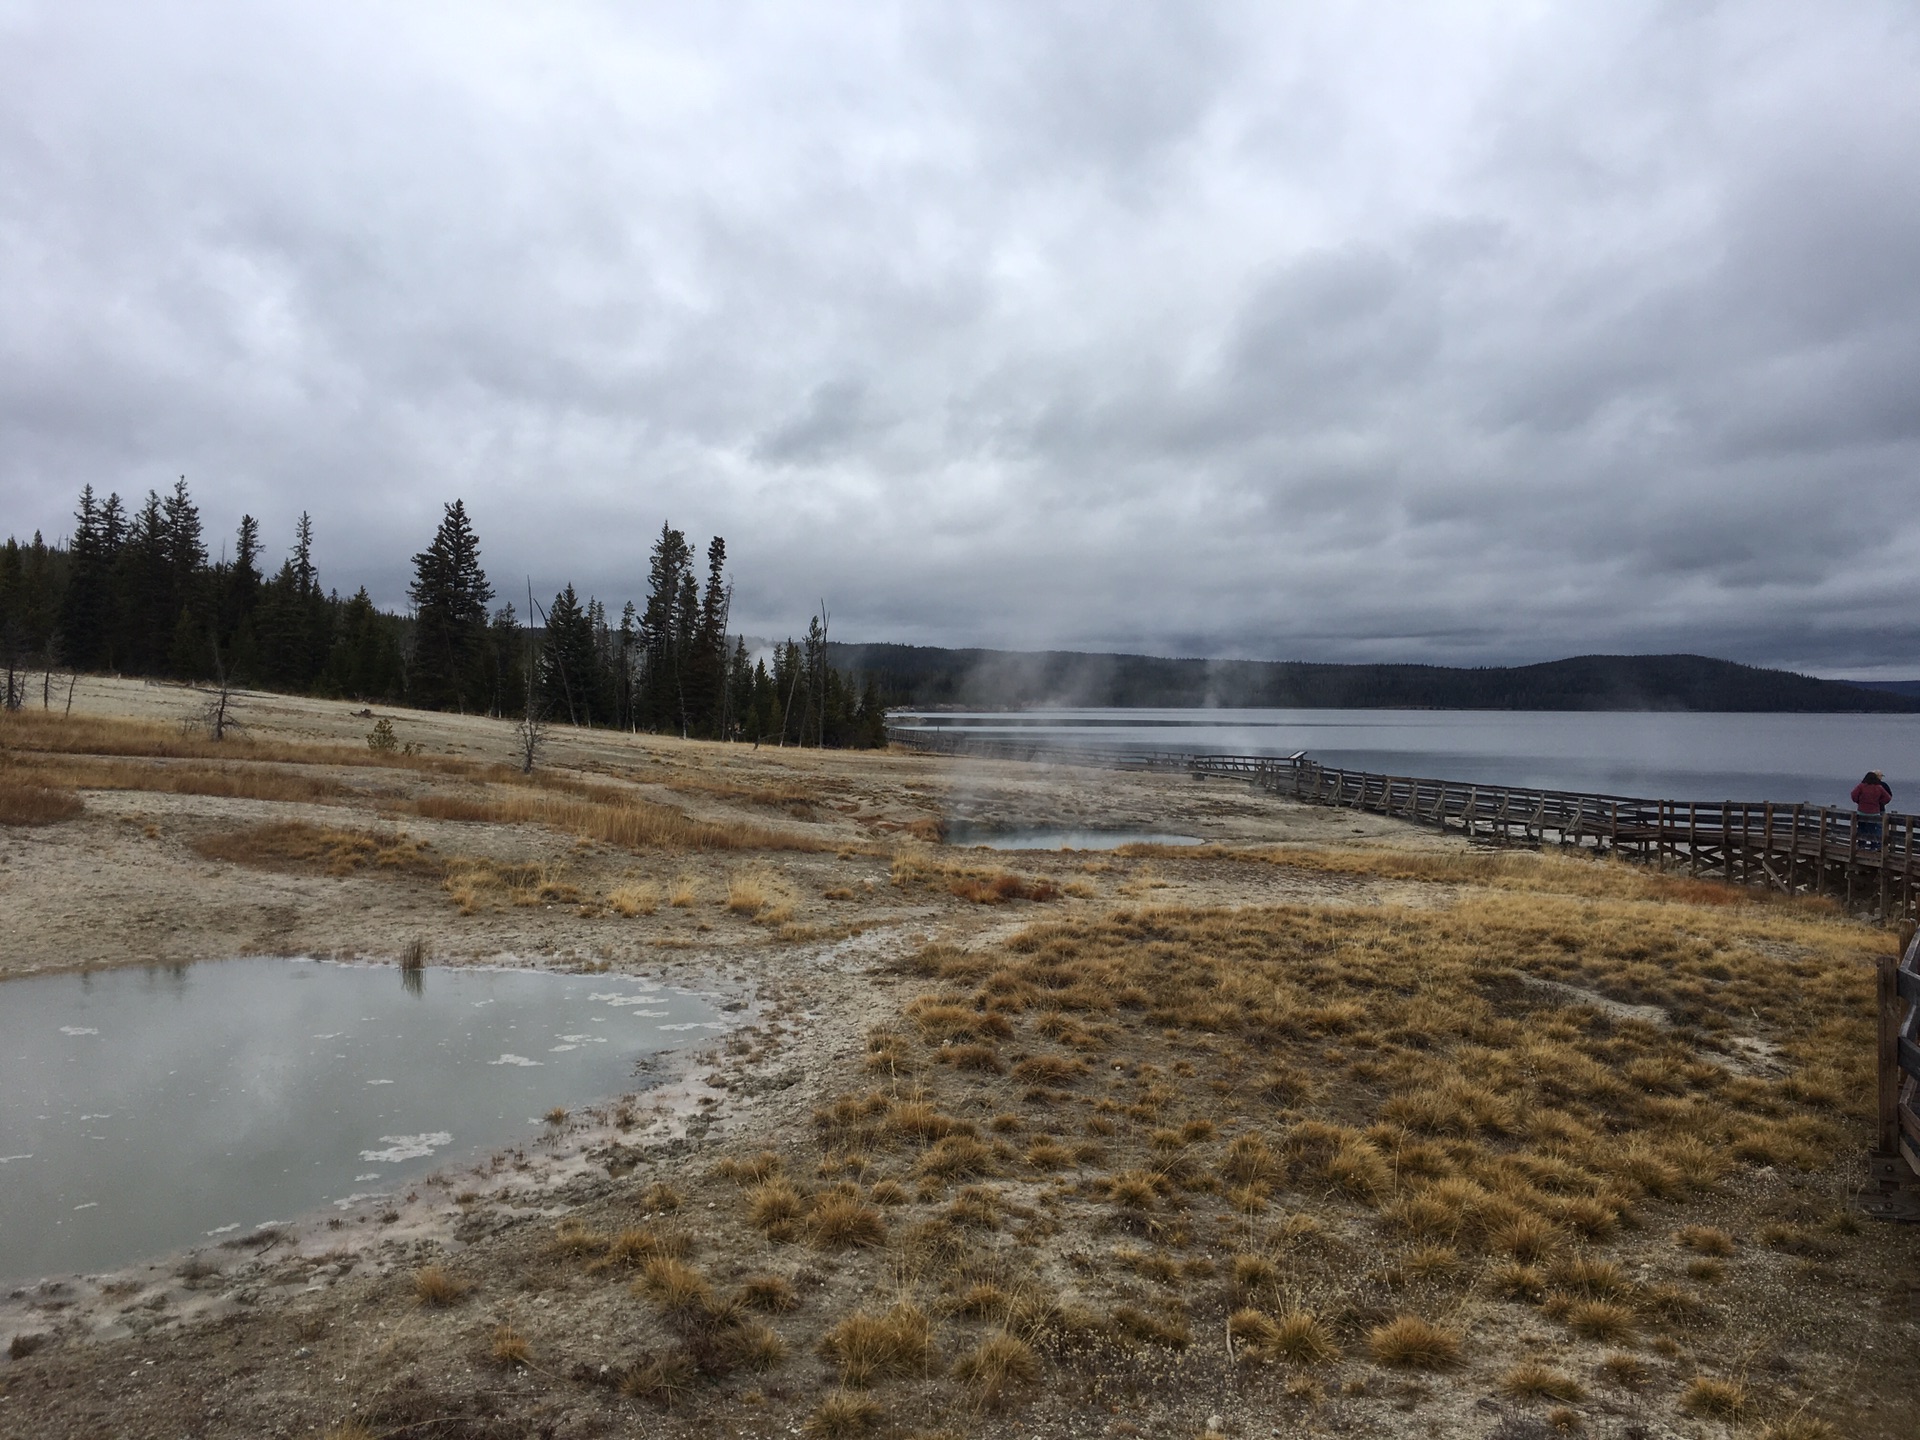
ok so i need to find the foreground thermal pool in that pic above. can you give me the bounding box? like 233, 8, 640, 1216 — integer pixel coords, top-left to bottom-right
0, 957, 725, 1283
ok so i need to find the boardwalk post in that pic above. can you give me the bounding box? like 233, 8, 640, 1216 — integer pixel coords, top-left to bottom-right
1882, 949, 1902, 1154
1688, 804, 1699, 876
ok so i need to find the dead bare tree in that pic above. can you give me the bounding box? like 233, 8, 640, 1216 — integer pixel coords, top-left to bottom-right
516, 580, 550, 774
815, 599, 830, 749
198, 630, 240, 741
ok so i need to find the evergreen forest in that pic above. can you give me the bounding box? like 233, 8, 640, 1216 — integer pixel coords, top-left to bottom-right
0, 481, 888, 747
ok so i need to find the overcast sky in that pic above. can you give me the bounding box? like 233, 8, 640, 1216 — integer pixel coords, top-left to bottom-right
3, 2, 1917, 674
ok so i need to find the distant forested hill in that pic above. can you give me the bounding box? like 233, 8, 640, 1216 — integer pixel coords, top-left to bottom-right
829, 644, 1920, 713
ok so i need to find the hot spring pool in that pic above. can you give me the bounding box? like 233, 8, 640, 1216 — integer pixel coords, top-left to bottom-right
0, 957, 726, 1283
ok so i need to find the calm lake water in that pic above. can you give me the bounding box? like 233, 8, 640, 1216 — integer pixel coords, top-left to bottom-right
895, 709, 1920, 806
0, 958, 725, 1284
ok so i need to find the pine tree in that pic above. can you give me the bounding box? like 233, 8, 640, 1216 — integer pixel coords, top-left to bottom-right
62, 486, 111, 670
407, 500, 494, 712
116, 492, 172, 674
539, 583, 598, 725
639, 523, 691, 730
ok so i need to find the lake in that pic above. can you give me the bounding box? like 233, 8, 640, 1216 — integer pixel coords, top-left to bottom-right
893, 708, 1920, 806
0, 958, 725, 1284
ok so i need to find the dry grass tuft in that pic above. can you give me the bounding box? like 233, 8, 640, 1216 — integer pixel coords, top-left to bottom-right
950, 1330, 1039, 1393
807, 1192, 888, 1250
410, 1265, 472, 1307
608, 882, 660, 916
636, 1258, 716, 1320
618, 1349, 698, 1406
1680, 1376, 1747, 1417
639, 1181, 684, 1212
1498, 1363, 1585, 1402
803, 1389, 884, 1438
821, 1302, 932, 1386
738, 1273, 798, 1312
489, 1325, 533, 1369
1597, 1352, 1649, 1389
1676, 1224, 1736, 1256
1562, 1300, 1635, 1343
1366, 1315, 1461, 1370
1757, 1416, 1839, 1440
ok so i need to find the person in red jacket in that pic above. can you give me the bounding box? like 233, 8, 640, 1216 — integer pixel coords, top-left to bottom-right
1851, 770, 1893, 850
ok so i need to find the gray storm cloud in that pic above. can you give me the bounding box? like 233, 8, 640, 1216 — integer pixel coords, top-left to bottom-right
1, 1, 1916, 674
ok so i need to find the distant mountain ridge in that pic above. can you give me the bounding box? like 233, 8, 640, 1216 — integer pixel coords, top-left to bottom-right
828, 644, 1920, 713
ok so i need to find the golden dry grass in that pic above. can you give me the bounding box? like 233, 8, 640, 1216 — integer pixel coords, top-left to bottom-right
0, 775, 83, 824
410, 783, 826, 852
1367, 1315, 1462, 1369
190, 821, 436, 876
410, 1265, 472, 1307
890, 851, 1061, 904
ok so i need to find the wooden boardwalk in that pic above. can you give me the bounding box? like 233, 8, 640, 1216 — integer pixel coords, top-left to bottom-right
889, 728, 1917, 921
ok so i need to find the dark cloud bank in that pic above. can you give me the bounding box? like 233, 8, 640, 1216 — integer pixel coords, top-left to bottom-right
2, 2, 1917, 676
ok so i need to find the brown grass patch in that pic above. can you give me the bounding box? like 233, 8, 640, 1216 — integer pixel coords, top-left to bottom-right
410, 1265, 472, 1307
0, 776, 82, 825
409, 783, 824, 853
1366, 1315, 1461, 1369
820, 1302, 932, 1386
191, 821, 436, 877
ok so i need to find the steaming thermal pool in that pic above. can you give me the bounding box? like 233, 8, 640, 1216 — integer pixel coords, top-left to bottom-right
943, 823, 1203, 850
0, 958, 726, 1283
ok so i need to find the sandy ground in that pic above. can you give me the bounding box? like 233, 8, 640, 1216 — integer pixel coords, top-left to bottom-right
0, 677, 1437, 979
1, 679, 1915, 1440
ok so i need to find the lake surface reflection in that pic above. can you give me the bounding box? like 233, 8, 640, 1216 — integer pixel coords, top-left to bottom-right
896, 709, 1920, 805
0, 958, 724, 1283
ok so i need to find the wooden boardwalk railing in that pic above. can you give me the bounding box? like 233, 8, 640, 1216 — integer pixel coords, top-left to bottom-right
1879, 928, 1920, 1182
888, 727, 1918, 920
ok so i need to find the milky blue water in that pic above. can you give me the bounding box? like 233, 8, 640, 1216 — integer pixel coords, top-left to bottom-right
895, 708, 1920, 806
943, 823, 1202, 851
0, 958, 725, 1283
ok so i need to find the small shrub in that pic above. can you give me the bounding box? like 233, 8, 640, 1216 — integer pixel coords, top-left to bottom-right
411, 1265, 472, 1307
1367, 1315, 1461, 1369
0, 779, 83, 826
